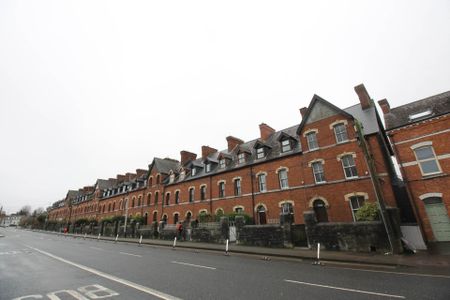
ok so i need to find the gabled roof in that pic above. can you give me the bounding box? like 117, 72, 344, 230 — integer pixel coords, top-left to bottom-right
149, 157, 180, 175
297, 94, 353, 134
254, 139, 272, 149
384, 91, 450, 130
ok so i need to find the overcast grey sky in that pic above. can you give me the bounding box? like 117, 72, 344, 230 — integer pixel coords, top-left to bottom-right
0, 1, 449, 214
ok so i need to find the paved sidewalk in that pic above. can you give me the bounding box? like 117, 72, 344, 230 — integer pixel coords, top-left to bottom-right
37, 230, 450, 271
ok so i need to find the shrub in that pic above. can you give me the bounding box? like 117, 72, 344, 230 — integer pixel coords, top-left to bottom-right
355, 202, 380, 221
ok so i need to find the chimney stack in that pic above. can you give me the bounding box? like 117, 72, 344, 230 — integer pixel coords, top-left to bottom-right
116, 174, 126, 182
354, 84, 372, 110
226, 136, 244, 151
378, 99, 391, 114
201, 146, 218, 159
259, 123, 275, 140
180, 150, 197, 166
299, 107, 308, 118
136, 169, 147, 177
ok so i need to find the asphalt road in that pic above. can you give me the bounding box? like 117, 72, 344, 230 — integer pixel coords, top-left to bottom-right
0, 227, 449, 300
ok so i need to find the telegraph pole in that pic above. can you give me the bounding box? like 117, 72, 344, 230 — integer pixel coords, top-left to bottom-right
355, 120, 401, 254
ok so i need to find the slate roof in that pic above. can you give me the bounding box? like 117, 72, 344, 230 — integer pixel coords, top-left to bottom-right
383, 91, 450, 130
95, 179, 117, 190
152, 157, 181, 174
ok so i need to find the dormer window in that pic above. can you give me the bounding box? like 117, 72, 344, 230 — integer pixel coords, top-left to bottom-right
169, 173, 175, 183
179, 170, 186, 180
281, 139, 292, 153
238, 153, 246, 164
205, 163, 211, 173
191, 168, 197, 176
219, 159, 226, 169
256, 147, 265, 159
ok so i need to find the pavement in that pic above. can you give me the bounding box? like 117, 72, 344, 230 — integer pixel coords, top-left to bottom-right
32, 229, 450, 270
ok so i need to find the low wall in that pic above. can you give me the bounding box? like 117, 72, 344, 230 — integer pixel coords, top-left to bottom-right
304, 211, 390, 252
237, 225, 285, 248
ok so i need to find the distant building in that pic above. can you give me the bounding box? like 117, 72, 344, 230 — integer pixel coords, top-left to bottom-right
379, 91, 450, 243
0, 214, 23, 227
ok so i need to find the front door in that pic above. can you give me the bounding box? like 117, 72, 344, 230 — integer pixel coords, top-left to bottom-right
424, 197, 450, 241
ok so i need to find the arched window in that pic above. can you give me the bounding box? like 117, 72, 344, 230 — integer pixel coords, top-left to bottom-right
257, 205, 267, 225
186, 211, 192, 222
144, 212, 148, 225
162, 214, 168, 224
131, 198, 135, 208
112, 202, 115, 211
175, 191, 180, 204
138, 196, 141, 207
313, 199, 328, 222
174, 213, 179, 224
147, 194, 151, 206
156, 174, 160, 184
165, 193, 170, 206
280, 202, 294, 224
108, 203, 111, 212
155, 192, 159, 204
153, 211, 158, 222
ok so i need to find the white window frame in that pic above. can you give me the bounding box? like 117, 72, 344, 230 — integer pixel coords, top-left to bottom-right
341, 155, 358, 179
258, 173, 267, 192
234, 178, 242, 196
281, 139, 292, 153
219, 182, 225, 198
312, 161, 326, 183
256, 147, 265, 159
306, 132, 319, 150
191, 168, 197, 176
205, 163, 211, 173
238, 153, 246, 164
219, 159, 226, 169
349, 195, 365, 221
333, 123, 348, 143
411, 143, 442, 176
278, 169, 289, 189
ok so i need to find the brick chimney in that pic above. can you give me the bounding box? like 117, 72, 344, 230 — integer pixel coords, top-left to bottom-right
202, 146, 218, 159
226, 136, 244, 151
125, 173, 136, 180
299, 107, 308, 118
136, 169, 147, 177
116, 174, 126, 182
180, 150, 197, 165
354, 84, 372, 110
259, 123, 275, 140
378, 99, 390, 114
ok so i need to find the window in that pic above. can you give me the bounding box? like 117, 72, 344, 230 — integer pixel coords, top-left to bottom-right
312, 162, 325, 183
234, 179, 241, 196
281, 202, 293, 215
306, 132, 319, 150
349, 196, 365, 221
238, 153, 246, 164
154, 192, 159, 205
219, 182, 225, 198
258, 174, 267, 192
175, 191, 180, 204
333, 123, 348, 143
189, 188, 194, 202
165, 193, 170, 206
138, 197, 141, 207
156, 175, 160, 184
131, 199, 135, 208
149, 177, 153, 186
169, 174, 175, 183
174, 213, 179, 224
234, 207, 243, 214
257, 205, 267, 225
414, 146, 441, 175
281, 139, 291, 152
191, 168, 197, 176
256, 147, 265, 159
205, 163, 211, 173
341, 155, 358, 178
313, 200, 328, 222
278, 169, 289, 189
219, 159, 226, 169
200, 186, 206, 200
147, 194, 151, 206
179, 170, 185, 181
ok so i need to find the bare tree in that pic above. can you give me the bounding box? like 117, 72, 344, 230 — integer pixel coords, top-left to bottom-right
17, 205, 31, 216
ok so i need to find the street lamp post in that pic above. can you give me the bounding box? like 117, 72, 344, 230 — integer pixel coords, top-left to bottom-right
123, 198, 129, 237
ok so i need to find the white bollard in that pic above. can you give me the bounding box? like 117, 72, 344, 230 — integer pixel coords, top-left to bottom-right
84, 233, 87, 240
225, 239, 229, 256
97, 233, 101, 241
313, 242, 322, 265
173, 237, 177, 249
139, 235, 143, 246
115, 234, 119, 243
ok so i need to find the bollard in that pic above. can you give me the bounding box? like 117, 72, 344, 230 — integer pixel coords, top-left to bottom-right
97, 233, 101, 241
225, 239, 229, 256
172, 237, 177, 249
114, 234, 119, 243
139, 235, 143, 246
84, 233, 87, 240
313, 242, 323, 265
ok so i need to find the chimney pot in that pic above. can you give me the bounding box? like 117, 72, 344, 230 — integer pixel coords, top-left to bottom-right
377, 99, 391, 114
354, 84, 372, 110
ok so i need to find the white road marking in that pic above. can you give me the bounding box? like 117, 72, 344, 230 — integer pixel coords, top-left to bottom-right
25, 245, 182, 300
119, 252, 142, 258
284, 279, 405, 299
328, 265, 450, 279
171, 261, 216, 270
89, 247, 104, 251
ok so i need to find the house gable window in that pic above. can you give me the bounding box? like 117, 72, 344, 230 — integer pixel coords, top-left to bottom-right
333, 123, 348, 143
412, 143, 441, 176
256, 147, 265, 159
238, 153, 246, 164
306, 131, 319, 150
281, 139, 292, 153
